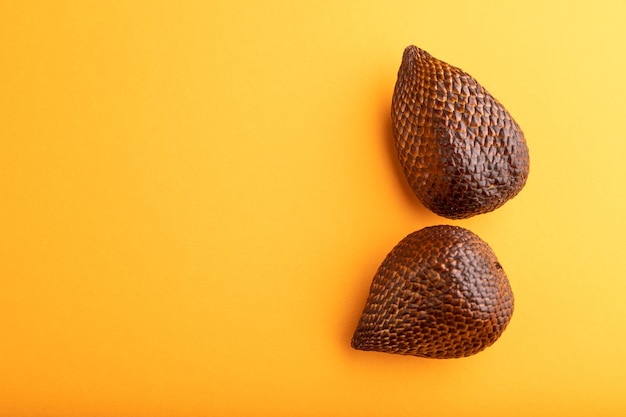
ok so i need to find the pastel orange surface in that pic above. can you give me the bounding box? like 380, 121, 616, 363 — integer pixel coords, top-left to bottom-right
1, 1, 625, 416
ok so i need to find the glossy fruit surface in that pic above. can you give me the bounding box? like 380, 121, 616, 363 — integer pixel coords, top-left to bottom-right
352, 225, 514, 359
391, 46, 530, 219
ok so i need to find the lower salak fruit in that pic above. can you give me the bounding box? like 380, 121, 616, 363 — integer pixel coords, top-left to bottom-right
352, 225, 514, 358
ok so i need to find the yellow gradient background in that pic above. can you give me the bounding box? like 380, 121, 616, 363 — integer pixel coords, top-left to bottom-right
2, 1, 625, 416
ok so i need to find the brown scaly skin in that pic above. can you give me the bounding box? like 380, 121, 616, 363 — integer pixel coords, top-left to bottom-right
352, 225, 514, 359
391, 46, 530, 219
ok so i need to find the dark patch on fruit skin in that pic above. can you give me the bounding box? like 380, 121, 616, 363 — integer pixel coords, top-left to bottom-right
391, 46, 530, 219
351, 225, 514, 359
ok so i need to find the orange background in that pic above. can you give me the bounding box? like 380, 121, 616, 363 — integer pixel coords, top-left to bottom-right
2, 1, 625, 416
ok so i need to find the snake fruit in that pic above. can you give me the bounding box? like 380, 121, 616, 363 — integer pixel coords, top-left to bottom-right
391, 46, 530, 219
351, 225, 514, 359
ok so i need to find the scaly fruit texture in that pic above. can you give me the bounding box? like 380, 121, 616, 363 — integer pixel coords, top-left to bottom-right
352, 225, 514, 359
391, 46, 530, 219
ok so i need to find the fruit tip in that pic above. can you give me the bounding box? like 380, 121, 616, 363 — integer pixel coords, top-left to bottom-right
401, 45, 431, 71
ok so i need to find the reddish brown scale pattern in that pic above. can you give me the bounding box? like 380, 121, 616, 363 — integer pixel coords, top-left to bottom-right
391, 46, 530, 219
351, 225, 514, 359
